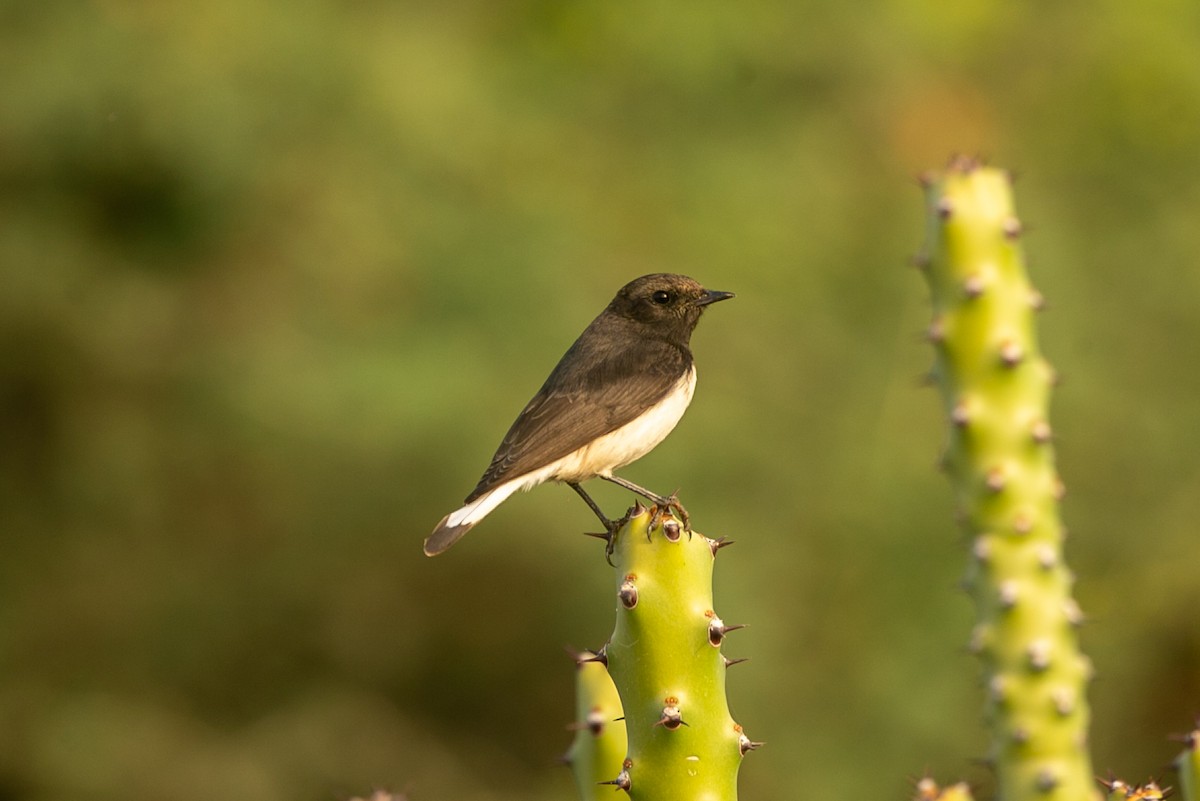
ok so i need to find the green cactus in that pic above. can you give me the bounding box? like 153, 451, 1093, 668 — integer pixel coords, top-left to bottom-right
1177, 729, 1200, 801
565, 653, 628, 800
598, 504, 755, 800
917, 157, 1098, 801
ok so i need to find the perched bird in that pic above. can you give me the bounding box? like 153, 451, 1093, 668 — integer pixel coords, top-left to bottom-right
424, 273, 734, 556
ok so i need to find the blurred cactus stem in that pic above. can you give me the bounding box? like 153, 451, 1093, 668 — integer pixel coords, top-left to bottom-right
600, 505, 754, 800
918, 157, 1099, 801
565, 653, 628, 800
1178, 728, 1200, 801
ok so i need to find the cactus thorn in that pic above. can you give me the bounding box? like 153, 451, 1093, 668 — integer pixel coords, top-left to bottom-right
1036, 769, 1060, 792
1012, 726, 1031, 745
915, 776, 940, 800
618, 576, 639, 609
599, 759, 632, 792
1027, 638, 1053, 671
1031, 420, 1052, 444
951, 402, 971, 428
936, 196, 955, 219
566, 706, 608, 736
734, 733, 763, 757
580, 645, 609, 666
972, 536, 992, 562
998, 580, 1020, 610
1002, 216, 1024, 240
911, 251, 933, 270
999, 340, 1025, 368
1036, 544, 1057, 570
927, 318, 946, 344
988, 674, 1007, 703
1063, 598, 1085, 626
1030, 289, 1047, 311
1012, 513, 1033, 535
662, 518, 682, 542
706, 536, 735, 556
963, 274, 985, 299
723, 655, 750, 668
985, 467, 1007, 493
706, 614, 747, 647
967, 624, 988, 654
655, 698, 688, 730
1052, 688, 1075, 717
916, 170, 936, 188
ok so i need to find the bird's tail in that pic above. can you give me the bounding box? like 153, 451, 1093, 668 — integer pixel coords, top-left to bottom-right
423, 482, 520, 556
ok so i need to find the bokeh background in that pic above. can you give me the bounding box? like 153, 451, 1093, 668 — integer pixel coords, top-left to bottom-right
3, 2, 1199, 799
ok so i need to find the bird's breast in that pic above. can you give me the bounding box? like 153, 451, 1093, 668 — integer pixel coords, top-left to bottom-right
547, 367, 697, 483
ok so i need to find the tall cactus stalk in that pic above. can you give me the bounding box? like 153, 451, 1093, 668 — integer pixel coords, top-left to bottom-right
596, 504, 756, 800
565, 654, 628, 800
917, 157, 1098, 801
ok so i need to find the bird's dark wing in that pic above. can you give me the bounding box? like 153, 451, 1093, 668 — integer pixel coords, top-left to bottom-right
464, 326, 690, 503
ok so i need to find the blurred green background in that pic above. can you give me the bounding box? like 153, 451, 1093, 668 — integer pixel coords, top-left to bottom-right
2, 1, 1199, 799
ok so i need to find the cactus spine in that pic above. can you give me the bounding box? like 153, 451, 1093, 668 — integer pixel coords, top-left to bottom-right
566, 653, 628, 800
599, 505, 754, 800
918, 158, 1098, 801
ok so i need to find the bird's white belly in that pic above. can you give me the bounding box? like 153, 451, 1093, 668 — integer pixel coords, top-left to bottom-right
519, 367, 697, 488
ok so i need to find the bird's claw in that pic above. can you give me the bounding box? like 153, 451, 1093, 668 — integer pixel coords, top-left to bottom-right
648, 491, 690, 536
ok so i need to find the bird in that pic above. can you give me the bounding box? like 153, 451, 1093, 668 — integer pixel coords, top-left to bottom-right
424, 273, 734, 556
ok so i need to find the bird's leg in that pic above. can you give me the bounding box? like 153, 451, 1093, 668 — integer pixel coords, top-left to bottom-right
568, 482, 626, 563
598, 474, 691, 533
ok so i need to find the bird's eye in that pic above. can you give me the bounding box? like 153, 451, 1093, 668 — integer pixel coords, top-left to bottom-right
651, 290, 672, 305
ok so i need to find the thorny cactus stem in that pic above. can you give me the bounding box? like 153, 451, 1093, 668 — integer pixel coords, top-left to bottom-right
918, 158, 1098, 801
565, 653, 628, 800
600, 505, 755, 800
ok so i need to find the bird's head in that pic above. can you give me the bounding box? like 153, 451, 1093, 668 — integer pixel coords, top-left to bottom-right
610, 273, 734, 339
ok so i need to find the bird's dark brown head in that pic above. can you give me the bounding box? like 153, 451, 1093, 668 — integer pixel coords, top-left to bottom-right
608, 273, 734, 341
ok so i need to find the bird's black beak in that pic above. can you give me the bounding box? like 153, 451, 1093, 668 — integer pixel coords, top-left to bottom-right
697, 289, 735, 306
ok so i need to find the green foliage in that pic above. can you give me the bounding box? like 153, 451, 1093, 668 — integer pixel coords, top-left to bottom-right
2, 3, 1200, 800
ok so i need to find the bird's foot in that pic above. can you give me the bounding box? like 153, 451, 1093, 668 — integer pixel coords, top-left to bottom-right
647, 490, 690, 537
585, 507, 634, 566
